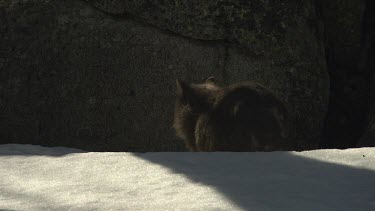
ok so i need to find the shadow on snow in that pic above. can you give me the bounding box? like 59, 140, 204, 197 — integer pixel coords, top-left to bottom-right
134, 151, 375, 210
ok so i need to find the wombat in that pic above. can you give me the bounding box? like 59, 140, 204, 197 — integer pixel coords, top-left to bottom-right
173, 77, 291, 152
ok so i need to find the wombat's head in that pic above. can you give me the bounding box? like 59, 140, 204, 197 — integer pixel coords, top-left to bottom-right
173, 77, 220, 150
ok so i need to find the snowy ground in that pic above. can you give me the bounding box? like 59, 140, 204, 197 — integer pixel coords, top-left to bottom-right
0, 144, 374, 211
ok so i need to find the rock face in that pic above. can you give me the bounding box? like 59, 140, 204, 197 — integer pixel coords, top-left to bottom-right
0, 0, 329, 151
318, 0, 375, 148
357, 0, 375, 147
89, 0, 316, 51
317, 0, 366, 148
359, 123, 375, 147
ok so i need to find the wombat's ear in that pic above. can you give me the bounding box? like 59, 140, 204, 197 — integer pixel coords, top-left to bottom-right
176, 79, 201, 108
176, 79, 187, 97
205, 76, 216, 84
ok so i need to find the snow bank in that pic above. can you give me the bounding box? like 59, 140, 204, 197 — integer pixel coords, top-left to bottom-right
0, 144, 374, 211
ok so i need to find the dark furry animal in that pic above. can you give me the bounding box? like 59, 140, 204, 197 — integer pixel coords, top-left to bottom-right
173, 77, 291, 152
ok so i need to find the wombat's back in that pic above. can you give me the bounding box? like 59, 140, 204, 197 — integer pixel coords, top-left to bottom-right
195, 81, 291, 151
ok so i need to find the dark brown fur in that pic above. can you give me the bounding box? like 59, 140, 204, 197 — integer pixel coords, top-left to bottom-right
173, 77, 292, 152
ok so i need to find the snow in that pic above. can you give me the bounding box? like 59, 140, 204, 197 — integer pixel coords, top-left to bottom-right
0, 144, 374, 211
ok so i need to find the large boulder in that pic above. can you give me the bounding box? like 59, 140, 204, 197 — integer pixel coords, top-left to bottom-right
89, 0, 330, 150
0, 0, 329, 151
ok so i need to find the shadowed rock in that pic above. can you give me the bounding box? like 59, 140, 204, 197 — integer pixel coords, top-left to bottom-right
0, 0, 329, 151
